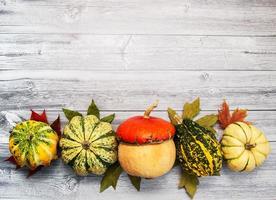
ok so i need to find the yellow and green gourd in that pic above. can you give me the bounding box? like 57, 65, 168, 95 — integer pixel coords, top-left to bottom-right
9, 120, 59, 169
60, 100, 118, 176
168, 98, 222, 177
175, 119, 222, 176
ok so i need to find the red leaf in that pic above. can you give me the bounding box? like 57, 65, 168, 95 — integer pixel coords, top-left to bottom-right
218, 101, 250, 129
5, 156, 20, 169
218, 101, 231, 129
230, 109, 248, 124
30, 110, 48, 123
27, 166, 43, 178
51, 115, 61, 138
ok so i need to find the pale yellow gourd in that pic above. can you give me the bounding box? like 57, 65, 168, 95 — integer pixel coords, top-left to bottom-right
221, 122, 271, 172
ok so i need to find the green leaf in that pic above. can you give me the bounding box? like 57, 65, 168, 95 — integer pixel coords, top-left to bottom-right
179, 171, 199, 199
182, 98, 200, 120
167, 107, 182, 125
213, 171, 221, 176
101, 113, 115, 123
87, 99, 100, 118
173, 160, 180, 168
196, 114, 218, 128
204, 126, 217, 135
62, 108, 82, 121
128, 175, 141, 191
100, 162, 123, 192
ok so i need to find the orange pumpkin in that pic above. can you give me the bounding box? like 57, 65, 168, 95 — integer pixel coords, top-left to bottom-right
116, 101, 176, 178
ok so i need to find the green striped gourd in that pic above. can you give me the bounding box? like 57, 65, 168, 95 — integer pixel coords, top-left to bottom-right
175, 119, 222, 176
60, 115, 118, 176
9, 120, 59, 169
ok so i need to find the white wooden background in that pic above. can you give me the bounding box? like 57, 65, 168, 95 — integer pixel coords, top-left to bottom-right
0, 0, 276, 199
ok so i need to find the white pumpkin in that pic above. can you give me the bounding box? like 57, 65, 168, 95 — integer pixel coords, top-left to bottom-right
221, 122, 271, 172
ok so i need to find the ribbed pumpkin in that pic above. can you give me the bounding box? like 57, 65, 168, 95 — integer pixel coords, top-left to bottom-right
175, 119, 222, 176
221, 122, 271, 172
218, 101, 271, 172
117, 101, 176, 178
60, 101, 118, 176
9, 120, 59, 170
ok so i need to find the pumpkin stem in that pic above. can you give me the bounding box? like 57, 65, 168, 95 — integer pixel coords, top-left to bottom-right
245, 143, 256, 150
82, 141, 90, 150
144, 100, 159, 118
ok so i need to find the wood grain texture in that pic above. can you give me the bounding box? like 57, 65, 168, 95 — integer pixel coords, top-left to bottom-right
1, 0, 276, 199
1, 34, 276, 71
0, 70, 276, 111
1, 0, 276, 35
0, 111, 275, 200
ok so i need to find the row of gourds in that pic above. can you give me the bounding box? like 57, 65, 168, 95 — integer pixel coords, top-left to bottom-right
6, 98, 271, 198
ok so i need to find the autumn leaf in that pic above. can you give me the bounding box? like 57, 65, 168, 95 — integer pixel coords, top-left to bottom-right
167, 107, 182, 125
62, 108, 82, 121
87, 99, 100, 118
231, 109, 248, 124
5, 156, 20, 169
100, 162, 123, 192
179, 171, 199, 199
218, 101, 249, 129
128, 175, 141, 191
30, 110, 48, 123
182, 98, 200, 120
50, 115, 61, 138
196, 114, 218, 128
27, 166, 43, 178
101, 113, 115, 123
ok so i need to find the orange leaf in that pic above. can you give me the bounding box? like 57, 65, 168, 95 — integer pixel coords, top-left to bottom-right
218, 101, 231, 129
230, 109, 247, 124
218, 101, 250, 129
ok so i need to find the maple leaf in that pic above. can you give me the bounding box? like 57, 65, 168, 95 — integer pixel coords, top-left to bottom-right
27, 166, 43, 178
50, 115, 61, 138
218, 100, 250, 129
5, 156, 20, 169
30, 110, 48, 123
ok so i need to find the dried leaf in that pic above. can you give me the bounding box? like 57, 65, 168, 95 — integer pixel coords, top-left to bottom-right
5, 156, 20, 169
30, 110, 48, 123
87, 99, 100, 118
196, 114, 218, 128
179, 171, 199, 199
62, 108, 82, 121
218, 101, 249, 129
231, 109, 248, 124
101, 113, 115, 123
173, 160, 180, 168
182, 98, 200, 120
27, 166, 43, 178
204, 126, 217, 135
100, 162, 123, 192
128, 175, 141, 191
218, 101, 231, 129
167, 107, 182, 125
50, 115, 61, 138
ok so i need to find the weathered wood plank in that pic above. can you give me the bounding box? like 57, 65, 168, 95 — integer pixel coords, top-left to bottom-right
0, 140, 275, 200
1, 34, 276, 71
0, 70, 276, 111
1, 0, 276, 35
0, 109, 275, 200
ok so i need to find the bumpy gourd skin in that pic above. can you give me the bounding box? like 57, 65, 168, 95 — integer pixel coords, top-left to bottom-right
60, 115, 118, 176
9, 120, 59, 170
175, 119, 222, 177
221, 122, 271, 172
